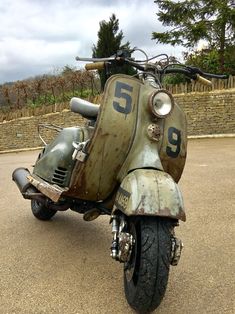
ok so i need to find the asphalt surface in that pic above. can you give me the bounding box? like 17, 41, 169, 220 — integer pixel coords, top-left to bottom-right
0, 138, 234, 314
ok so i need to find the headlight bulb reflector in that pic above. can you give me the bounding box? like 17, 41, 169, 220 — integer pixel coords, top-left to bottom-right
149, 90, 174, 118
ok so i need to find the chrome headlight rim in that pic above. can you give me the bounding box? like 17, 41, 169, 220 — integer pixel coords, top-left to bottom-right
148, 89, 175, 118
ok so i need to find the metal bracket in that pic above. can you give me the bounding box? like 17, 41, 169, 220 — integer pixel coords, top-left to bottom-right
118, 232, 134, 263
27, 174, 68, 203
110, 215, 135, 263
38, 123, 62, 146
72, 140, 89, 162
171, 236, 183, 266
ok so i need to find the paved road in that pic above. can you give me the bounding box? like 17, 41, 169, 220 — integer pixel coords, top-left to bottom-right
0, 138, 234, 314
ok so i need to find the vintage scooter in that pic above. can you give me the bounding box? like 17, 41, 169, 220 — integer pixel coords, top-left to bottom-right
12, 49, 227, 313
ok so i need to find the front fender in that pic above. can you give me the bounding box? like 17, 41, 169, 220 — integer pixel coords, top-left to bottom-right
113, 169, 186, 221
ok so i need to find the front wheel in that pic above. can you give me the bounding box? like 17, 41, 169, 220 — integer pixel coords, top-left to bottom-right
124, 216, 174, 313
31, 200, 57, 221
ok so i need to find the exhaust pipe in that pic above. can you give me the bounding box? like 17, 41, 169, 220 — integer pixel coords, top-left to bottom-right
12, 168, 70, 211
12, 167, 37, 199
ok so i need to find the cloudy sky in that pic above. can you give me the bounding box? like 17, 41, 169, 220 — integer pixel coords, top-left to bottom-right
0, 0, 183, 84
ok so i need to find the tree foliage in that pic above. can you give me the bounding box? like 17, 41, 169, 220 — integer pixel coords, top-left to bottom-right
92, 14, 135, 89
153, 0, 235, 71
184, 45, 235, 75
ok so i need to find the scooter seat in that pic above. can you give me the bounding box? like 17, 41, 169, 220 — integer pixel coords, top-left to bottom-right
70, 97, 100, 119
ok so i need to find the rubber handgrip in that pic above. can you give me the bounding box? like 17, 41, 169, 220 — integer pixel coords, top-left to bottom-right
196, 74, 212, 86
85, 62, 105, 71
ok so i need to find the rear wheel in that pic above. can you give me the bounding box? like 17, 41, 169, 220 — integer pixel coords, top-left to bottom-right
124, 216, 174, 313
31, 199, 57, 221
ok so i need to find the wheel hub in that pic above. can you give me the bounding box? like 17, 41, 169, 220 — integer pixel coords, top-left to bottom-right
171, 236, 183, 266
118, 232, 135, 263
110, 215, 135, 263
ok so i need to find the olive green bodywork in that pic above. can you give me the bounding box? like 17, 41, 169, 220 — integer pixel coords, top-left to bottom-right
66, 75, 141, 201
113, 169, 186, 221
159, 103, 187, 182
33, 127, 84, 187
31, 74, 187, 221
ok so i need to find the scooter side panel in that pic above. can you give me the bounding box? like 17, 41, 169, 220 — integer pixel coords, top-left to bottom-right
158, 103, 187, 182
33, 127, 84, 187
117, 84, 187, 184
67, 75, 142, 201
113, 169, 186, 221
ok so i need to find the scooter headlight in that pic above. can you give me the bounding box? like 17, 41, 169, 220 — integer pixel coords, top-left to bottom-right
149, 90, 174, 118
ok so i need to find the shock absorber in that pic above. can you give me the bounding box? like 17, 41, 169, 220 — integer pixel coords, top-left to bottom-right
110, 215, 119, 260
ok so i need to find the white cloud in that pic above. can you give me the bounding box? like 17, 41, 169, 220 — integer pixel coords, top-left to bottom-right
0, 0, 183, 83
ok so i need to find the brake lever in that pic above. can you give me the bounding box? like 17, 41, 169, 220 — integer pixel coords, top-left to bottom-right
184, 67, 212, 85
186, 66, 228, 79
185, 66, 203, 76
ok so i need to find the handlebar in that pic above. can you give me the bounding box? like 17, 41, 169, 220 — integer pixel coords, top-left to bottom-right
77, 52, 228, 86
85, 62, 105, 71
195, 74, 212, 86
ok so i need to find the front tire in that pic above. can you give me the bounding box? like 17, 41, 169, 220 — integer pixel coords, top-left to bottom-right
124, 216, 174, 313
31, 200, 57, 221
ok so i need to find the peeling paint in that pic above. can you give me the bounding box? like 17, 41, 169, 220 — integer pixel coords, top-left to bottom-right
114, 169, 186, 221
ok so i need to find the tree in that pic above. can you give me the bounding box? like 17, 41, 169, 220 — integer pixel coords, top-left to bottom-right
92, 14, 135, 89
61, 65, 76, 77
184, 45, 235, 75
152, 0, 235, 72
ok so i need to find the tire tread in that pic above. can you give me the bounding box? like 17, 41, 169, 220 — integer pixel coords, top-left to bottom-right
31, 200, 57, 221
124, 217, 173, 313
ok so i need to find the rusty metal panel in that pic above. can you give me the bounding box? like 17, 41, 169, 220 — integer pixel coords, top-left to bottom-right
66, 75, 142, 201
158, 103, 187, 182
117, 83, 164, 181
118, 85, 187, 183
113, 169, 186, 221
27, 174, 68, 202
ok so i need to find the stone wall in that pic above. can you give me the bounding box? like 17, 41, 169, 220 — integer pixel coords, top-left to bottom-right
0, 110, 85, 151
0, 89, 234, 152
175, 89, 235, 135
